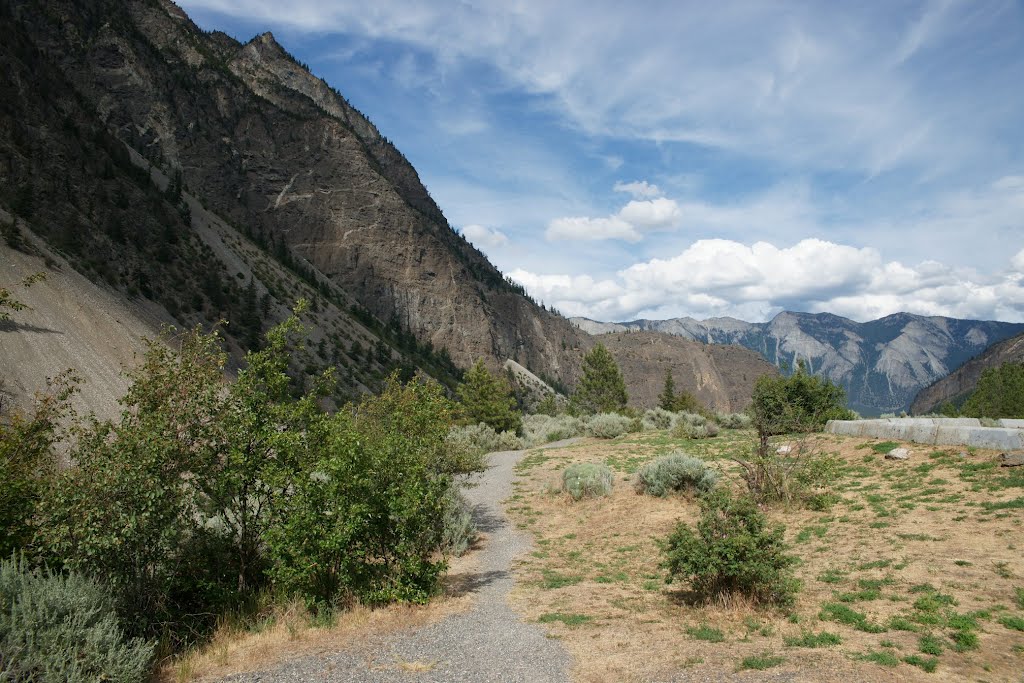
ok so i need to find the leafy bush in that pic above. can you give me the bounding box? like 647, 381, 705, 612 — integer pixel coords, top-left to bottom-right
750, 362, 853, 451
439, 488, 476, 557
962, 363, 1024, 419
672, 421, 716, 440
562, 463, 614, 501
0, 556, 153, 682
521, 414, 586, 448
661, 490, 799, 606
586, 412, 635, 439
445, 423, 522, 467
715, 412, 752, 430
635, 452, 718, 497
642, 407, 675, 431
731, 442, 840, 508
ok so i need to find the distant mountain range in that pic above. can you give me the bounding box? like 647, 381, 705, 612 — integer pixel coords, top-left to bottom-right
572, 312, 1024, 415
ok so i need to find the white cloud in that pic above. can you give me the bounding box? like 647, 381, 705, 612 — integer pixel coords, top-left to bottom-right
546, 192, 682, 242
461, 224, 509, 249
1012, 248, 1024, 273
511, 238, 1024, 323
613, 180, 662, 198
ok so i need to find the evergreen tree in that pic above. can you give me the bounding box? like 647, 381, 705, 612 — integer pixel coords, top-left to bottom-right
573, 343, 628, 414
456, 359, 522, 434
658, 369, 677, 411
961, 363, 1024, 419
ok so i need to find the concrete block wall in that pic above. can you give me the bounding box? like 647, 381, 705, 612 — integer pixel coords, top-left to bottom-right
826, 418, 1024, 450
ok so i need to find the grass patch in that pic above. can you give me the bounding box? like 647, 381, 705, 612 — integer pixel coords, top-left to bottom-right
999, 615, 1024, 631
980, 496, 1024, 511
871, 441, 900, 454
539, 570, 584, 590
918, 634, 943, 655
818, 602, 886, 633
817, 569, 846, 584
685, 624, 725, 642
737, 653, 785, 671
903, 654, 939, 673
857, 650, 900, 666
783, 631, 841, 648
538, 612, 592, 627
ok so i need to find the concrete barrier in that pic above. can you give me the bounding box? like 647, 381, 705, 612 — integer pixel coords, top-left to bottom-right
826, 418, 1024, 450
999, 419, 1024, 429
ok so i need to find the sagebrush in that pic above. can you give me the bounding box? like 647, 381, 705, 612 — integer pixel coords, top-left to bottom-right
562, 463, 614, 501
635, 452, 719, 497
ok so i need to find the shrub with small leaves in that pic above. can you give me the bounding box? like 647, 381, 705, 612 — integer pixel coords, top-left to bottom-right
440, 487, 476, 557
642, 407, 676, 431
715, 412, 752, 430
673, 421, 710, 440
562, 463, 614, 501
661, 489, 799, 606
521, 414, 586, 448
586, 413, 635, 439
635, 452, 719, 497
445, 423, 522, 468
0, 556, 154, 682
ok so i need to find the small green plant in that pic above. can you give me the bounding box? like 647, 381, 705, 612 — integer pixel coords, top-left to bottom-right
903, 654, 939, 673
950, 628, 979, 651
686, 624, 725, 642
0, 556, 154, 682
634, 452, 719, 497
1015, 586, 1024, 609
737, 653, 785, 671
561, 463, 614, 501
1000, 615, 1024, 631
661, 490, 799, 606
538, 612, 592, 627
818, 602, 886, 633
783, 631, 842, 647
857, 650, 900, 666
919, 634, 943, 655
586, 413, 636, 439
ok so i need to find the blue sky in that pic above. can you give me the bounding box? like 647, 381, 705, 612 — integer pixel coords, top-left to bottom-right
179, 0, 1024, 323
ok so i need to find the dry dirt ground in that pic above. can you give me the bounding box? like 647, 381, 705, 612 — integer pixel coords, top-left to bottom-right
506, 430, 1024, 683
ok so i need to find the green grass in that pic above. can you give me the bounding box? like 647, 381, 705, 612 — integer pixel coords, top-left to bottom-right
871, 441, 901, 454
818, 602, 886, 633
538, 612, 593, 627
903, 654, 939, 673
888, 615, 919, 632
858, 559, 892, 570
817, 569, 847, 584
918, 634, 943, 655
783, 631, 841, 648
980, 496, 1024, 511
837, 589, 881, 603
1016, 586, 1024, 609
686, 624, 725, 642
999, 615, 1024, 631
951, 628, 979, 652
539, 570, 584, 589
737, 653, 785, 671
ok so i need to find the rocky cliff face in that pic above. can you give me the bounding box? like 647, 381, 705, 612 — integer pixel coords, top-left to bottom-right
911, 332, 1024, 415
2, 0, 589, 389
574, 312, 1024, 415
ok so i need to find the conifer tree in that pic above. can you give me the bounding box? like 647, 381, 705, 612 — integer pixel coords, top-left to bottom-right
573, 343, 628, 414
658, 369, 677, 411
456, 359, 522, 433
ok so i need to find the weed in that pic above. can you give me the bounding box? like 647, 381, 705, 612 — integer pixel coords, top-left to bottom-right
1015, 586, 1024, 609
686, 624, 725, 642
918, 634, 943, 655
999, 615, 1024, 631
950, 629, 979, 651
858, 559, 892, 570
857, 650, 900, 666
540, 571, 583, 589
903, 655, 939, 673
888, 616, 919, 632
737, 653, 785, 671
817, 569, 846, 584
818, 602, 886, 633
538, 613, 592, 627
783, 631, 842, 647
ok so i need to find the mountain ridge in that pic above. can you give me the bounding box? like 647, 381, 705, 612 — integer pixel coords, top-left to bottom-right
572, 311, 1024, 415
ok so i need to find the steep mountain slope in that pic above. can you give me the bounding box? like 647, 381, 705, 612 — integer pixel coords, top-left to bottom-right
600, 332, 777, 412
911, 332, 1024, 414
573, 312, 1024, 415
1, 0, 588, 385
0, 0, 592, 406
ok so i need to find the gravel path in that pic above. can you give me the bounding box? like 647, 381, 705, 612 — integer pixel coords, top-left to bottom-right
224, 443, 573, 683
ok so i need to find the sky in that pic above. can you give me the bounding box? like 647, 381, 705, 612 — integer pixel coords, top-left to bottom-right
178, 0, 1024, 324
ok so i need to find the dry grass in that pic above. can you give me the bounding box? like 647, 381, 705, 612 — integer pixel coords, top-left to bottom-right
507, 430, 1024, 683
160, 536, 486, 682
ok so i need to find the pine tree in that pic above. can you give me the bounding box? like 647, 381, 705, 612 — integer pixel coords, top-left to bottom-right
456, 359, 522, 433
573, 343, 628, 414
658, 369, 676, 411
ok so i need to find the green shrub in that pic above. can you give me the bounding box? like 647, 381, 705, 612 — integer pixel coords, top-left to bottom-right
586, 413, 635, 439
635, 452, 718, 497
521, 414, 585, 448
562, 463, 614, 501
661, 490, 798, 606
732, 443, 840, 508
440, 488, 476, 557
571, 344, 628, 414
0, 556, 153, 682
750, 362, 853, 451
641, 407, 675, 431
961, 363, 1024, 419
445, 423, 521, 467
783, 631, 841, 647
455, 359, 522, 434
686, 624, 725, 642
715, 412, 752, 429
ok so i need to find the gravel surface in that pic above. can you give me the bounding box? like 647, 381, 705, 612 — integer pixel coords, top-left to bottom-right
224, 443, 574, 683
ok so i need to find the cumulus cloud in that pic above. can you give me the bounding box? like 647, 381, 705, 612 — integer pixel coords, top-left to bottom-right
547, 193, 682, 242
510, 238, 1024, 323
461, 224, 509, 249
613, 180, 662, 198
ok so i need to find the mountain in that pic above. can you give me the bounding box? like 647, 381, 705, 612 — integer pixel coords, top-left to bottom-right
0, 0, 774, 415
911, 332, 1024, 415
573, 312, 1024, 415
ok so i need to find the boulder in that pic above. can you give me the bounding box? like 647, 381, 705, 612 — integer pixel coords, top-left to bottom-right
999, 452, 1024, 468
886, 447, 911, 460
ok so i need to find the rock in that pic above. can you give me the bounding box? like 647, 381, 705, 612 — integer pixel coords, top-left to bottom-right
776, 444, 794, 455
886, 447, 911, 460
999, 452, 1024, 467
